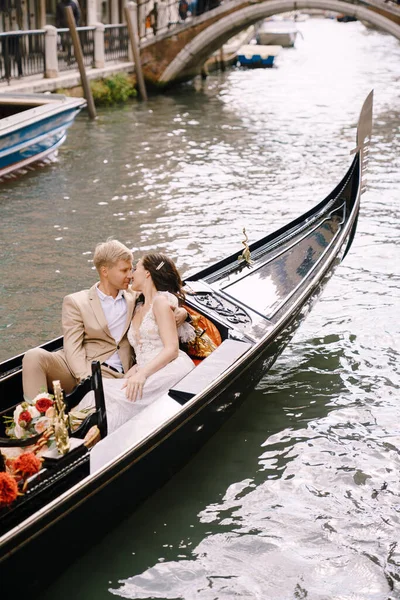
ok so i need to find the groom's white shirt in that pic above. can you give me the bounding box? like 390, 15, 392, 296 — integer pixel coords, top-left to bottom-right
95, 284, 127, 373
62, 284, 136, 381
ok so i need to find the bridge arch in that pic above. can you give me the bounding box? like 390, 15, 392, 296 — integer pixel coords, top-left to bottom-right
159, 0, 400, 83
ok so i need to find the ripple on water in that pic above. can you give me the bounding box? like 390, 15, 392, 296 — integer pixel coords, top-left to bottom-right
110, 334, 400, 599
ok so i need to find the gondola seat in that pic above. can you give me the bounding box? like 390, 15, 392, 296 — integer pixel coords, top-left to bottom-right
169, 339, 252, 405
91, 340, 252, 472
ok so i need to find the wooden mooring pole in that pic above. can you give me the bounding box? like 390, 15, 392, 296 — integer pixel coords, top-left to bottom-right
64, 6, 97, 119
125, 3, 148, 101
219, 47, 226, 72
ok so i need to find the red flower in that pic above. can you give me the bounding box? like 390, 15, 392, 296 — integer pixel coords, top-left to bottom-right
18, 410, 32, 425
0, 472, 18, 506
35, 398, 53, 413
13, 453, 42, 478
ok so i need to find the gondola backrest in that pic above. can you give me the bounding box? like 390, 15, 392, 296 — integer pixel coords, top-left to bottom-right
65, 361, 107, 439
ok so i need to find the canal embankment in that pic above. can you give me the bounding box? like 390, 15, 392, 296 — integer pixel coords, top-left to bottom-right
0, 61, 135, 95
0, 25, 255, 98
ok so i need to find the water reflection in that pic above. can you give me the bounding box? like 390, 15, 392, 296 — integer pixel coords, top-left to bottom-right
108, 334, 400, 600
39, 337, 346, 599
223, 209, 342, 316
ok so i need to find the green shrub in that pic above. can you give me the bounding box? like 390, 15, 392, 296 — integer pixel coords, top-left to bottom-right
90, 73, 137, 106
90, 79, 113, 105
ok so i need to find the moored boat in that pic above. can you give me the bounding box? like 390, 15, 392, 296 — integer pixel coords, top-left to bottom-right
0, 93, 86, 181
336, 14, 358, 22
236, 44, 281, 68
256, 20, 299, 47
0, 92, 373, 593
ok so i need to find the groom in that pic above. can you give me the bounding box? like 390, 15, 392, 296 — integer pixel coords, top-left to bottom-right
22, 239, 187, 400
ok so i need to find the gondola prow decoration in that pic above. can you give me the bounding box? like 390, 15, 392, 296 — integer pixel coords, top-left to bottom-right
351, 89, 373, 195
238, 228, 254, 266
52, 380, 70, 455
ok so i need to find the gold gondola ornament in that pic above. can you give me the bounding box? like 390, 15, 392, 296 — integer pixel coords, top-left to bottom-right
52, 380, 70, 456
238, 228, 254, 266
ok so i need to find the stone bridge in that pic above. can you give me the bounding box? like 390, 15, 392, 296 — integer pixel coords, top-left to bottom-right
139, 0, 400, 86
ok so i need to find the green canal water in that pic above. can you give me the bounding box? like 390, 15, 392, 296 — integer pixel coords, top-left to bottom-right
1, 17, 399, 600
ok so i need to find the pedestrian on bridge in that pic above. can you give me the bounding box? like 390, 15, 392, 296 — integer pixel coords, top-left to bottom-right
56, 0, 81, 28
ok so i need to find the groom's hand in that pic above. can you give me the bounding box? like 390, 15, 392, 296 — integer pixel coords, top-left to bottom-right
174, 307, 188, 327
124, 365, 138, 379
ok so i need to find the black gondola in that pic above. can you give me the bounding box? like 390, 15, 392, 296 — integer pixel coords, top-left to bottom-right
0, 92, 373, 591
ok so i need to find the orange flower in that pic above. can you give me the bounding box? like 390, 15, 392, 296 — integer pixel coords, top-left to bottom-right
13, 453, 42, 477
0, 472, 18, 506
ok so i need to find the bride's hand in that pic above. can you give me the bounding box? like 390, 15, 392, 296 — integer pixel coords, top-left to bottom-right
121, 370, 146, 402
124, 365, 138, 379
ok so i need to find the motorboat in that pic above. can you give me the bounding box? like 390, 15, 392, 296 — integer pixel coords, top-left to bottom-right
0, 93, 86, 181
256, 20, 299, 47
236, 44, 281, 67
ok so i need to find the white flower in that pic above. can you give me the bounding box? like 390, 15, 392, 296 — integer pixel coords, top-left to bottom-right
34, 417, 50, 434
14, 399, 40, 423
13, 404, 24, 424
178, 322, 196, 343
13, 423, 25, 439
27, 405, 41, 419
32, 392, 53, 402
45, 407, 56, 419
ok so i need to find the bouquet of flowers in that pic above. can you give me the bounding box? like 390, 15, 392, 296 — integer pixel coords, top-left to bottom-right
4, 392, 55, 441
0, 393, 58, 508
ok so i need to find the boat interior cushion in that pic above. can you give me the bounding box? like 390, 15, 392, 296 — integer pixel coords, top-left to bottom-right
183, 305, 223, 365
169, 339, 252, 405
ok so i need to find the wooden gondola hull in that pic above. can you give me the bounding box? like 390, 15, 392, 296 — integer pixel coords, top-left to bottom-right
0, 353, 277, 591
0, 312, 325, 590
0, 222, 354, 591
0, 91, 373, 592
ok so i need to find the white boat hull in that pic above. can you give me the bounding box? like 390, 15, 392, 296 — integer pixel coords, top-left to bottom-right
0, 93, 86, 179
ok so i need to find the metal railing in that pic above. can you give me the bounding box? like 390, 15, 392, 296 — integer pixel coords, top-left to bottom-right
104, 24, 129, 61
57, 26, 95, 72
0, 30, 45, 82
0, 0, 224, 83
138, 0, 222, 38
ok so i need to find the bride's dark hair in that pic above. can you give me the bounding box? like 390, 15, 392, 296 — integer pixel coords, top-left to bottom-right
141, 253, 185, 305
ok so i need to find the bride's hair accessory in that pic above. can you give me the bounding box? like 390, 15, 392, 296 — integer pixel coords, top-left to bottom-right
142, 253, 185, 304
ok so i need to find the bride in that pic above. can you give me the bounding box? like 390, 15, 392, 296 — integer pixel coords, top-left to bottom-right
75, 253, 195, 433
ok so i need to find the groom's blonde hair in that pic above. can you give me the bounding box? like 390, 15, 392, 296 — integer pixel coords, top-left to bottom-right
93, 238, 133, 272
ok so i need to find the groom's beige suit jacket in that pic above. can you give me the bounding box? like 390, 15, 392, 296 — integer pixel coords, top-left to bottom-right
61, 283, 138, 382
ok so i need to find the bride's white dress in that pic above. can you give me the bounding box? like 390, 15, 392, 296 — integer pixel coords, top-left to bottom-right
76, 292, 195, 433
